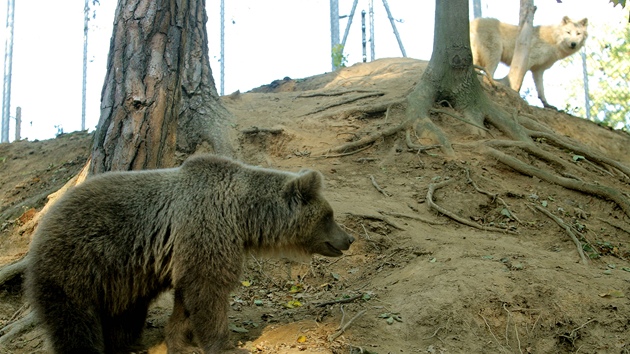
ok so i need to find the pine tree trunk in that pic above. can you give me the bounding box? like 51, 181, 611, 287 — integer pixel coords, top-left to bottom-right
90, 0, 234, 174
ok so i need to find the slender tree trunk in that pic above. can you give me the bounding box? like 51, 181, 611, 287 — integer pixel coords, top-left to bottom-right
504, 0, 536, 91
90, 0, 234, 174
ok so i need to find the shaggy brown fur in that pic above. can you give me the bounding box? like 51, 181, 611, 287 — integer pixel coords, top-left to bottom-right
24, 154, 354, 354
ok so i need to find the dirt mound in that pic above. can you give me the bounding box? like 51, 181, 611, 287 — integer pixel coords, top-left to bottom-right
1, 58, 629, 353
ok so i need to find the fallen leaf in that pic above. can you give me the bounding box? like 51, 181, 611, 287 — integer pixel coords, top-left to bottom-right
297, 335, 307, 343
241, 280, 251, 287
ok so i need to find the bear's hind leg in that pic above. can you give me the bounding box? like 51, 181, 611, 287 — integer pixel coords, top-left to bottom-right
28, 278, 105, 354
102, 298, 151, 353
165, 289, 198, 353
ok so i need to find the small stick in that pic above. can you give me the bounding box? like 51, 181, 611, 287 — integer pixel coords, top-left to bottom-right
241, 126, 283, 135
316, 294, 363, 307
346, 212, 405, 231
369, 175, 390, 197
426, 179, 517, 234
328, 308, 367, 342
534, 205, 588, 265
378, 210, 447, 225
479, 313, 509, 353
465, 169, 522, 224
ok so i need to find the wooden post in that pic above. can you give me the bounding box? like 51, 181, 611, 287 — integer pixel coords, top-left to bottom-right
14, 106, 20, 141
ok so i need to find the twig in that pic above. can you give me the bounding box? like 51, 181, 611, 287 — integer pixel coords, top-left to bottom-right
323, 143, 375, 158
426, 179, 517, 234
346, 212, 405, 231
465, 168, 522, 224
479, 312, 510, 353
316, 294, 364, 307
378, 210, 447, 225
241, 126, 284, 135
328, 307, 367, 342
369, 175, 390, 197
534, 205, 589, 265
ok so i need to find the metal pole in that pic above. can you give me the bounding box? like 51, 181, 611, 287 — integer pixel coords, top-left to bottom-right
580, 48, 591, 121
330, 0, 340, 70
220, 0, 225, 95
340, 0, 358, 49
473, 0, 482, 19
369, 0, 375, 61
1, 0, 15, 143
381, 0, 406, 57
82, 0, 89, 131
14, 106, 20, 141
361, 10, 367, 62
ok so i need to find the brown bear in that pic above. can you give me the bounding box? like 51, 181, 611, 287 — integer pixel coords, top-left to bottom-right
24, 154, 354, 354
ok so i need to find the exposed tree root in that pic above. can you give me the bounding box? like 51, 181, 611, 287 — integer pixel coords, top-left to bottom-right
304, 92, 385, 116
0, 258, 27, 286
296, 89, 383, 98
325, 122, 408, 155
426, 178, 517, 234
486, 147, 630, 218
534, 205, 589, 265
0, 311, 36, 348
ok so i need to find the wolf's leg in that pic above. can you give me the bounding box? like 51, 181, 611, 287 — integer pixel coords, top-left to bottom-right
532, 69, 554, 108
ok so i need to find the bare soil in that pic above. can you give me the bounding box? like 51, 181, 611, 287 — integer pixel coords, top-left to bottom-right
1, 58, 629, 353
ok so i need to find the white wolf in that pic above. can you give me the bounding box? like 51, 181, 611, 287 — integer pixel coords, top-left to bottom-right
470, 16, 588, 107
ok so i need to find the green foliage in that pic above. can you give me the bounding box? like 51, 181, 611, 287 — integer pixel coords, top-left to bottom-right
331, 44, 348, 69
565, 24, 630, 131
609, 0, 626, 8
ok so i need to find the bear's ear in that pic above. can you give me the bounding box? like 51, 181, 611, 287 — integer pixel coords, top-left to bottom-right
284, 170, 323, 204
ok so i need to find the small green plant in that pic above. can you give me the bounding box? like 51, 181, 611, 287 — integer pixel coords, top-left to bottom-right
332, 44, 348, 69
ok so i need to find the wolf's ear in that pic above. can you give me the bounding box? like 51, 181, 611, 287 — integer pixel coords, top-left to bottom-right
578, 18, 588, 27
562, 16, 571, 25
283, 170, 323, 204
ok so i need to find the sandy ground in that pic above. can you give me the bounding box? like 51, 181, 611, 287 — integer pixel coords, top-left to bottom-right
1, 58, 629, 353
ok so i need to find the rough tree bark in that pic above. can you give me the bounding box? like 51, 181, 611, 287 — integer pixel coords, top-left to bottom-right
90, 0, 235, 174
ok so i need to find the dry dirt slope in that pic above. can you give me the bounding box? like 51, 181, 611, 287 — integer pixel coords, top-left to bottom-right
1, 58, 629, 353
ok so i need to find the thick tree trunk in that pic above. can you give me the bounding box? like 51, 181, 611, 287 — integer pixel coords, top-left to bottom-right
422, 0, 482, 110
90, 0, 234, 174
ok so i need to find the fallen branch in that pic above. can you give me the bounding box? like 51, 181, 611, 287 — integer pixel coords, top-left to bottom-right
369, 175, 390, 197
534, 205, 588, 265
426, 179, 517, 234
